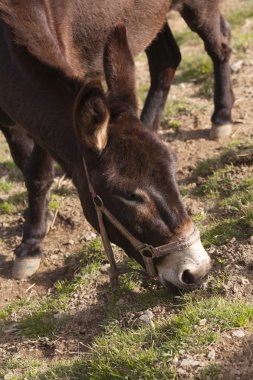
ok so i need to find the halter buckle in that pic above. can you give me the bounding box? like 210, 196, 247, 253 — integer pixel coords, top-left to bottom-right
93, 195, 103, 208
139, 244, 156, 258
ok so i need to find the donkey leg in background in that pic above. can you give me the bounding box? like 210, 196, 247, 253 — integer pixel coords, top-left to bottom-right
13, 144, 54, 279
141, 22, 181, 131
0, 111, 34, 174
180, 5, 234, 139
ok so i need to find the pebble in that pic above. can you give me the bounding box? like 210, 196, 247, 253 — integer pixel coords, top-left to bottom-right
138, 310, 155, 329
231, 60, 244, 72
180, 358, 201, 368
172, 356, 179, 364
4, 373, 14, 380
207, 349, 216, 360
177, 368, 187, 375
100, 264, 110, 274
85, 232, 97, 242
249, 236, 253, 245
199, 318, 207, 326
208, 246, 216, 254
240, 277, 250, 285
53, 312, 65, 320
232, 330, 245, 338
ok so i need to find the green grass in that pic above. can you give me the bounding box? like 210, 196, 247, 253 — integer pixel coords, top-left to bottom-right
174, 28, 199, 46
227, 3, 253, 27
0, 200, 15, 214
5, 297, 250, 380
161, 98, 192, 129
193, 166, 234, 198
194, 142, 253, 177
0, 179, 13, 192
0, 160, 23, 181
48, 194, 61, 210
199, 364, 221, 380
202, 216, 252, 247
85, 297, 253, 380
0, 358, 87, 380
0, 191, 27, 214
0, 299, 29, 321
176, 55, 212, 84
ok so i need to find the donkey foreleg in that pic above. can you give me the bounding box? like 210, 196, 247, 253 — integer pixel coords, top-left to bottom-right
141, 22, 181, 131
13, 144, 54, 279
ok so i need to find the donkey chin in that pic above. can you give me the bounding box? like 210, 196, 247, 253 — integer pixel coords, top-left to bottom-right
156, 239, 212, 290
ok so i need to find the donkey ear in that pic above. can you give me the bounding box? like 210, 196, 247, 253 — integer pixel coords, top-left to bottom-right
104, 24, 138, 115
73, 79, 110, 152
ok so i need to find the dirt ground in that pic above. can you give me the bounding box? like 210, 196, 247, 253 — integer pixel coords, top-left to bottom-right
0, 0, 253, 379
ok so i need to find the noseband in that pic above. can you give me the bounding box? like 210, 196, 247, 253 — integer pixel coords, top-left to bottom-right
82, 156, 200, 286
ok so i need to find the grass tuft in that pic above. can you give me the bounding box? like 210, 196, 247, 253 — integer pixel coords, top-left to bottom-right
86, 297, 253, 379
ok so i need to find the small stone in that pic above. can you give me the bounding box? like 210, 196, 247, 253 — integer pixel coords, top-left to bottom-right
181, 358, 201, 368
240, 277, 250, 285
172, 356, 179, 364
230, 237, 236, 243
100, 264, 110, 274
139, 311, 155, 329
232, 330, 245, 338
208, 246, 216, 254
85, 232, 97, 242
145, 309, 154, 319
199, 318, 207, 326
177, 368, 187, 375
207, 349, 216, 360
179, 349, 185, 355
4, 373, 14, 380
196, 176, 205, 185
68, 239, 75, 245
54, 312, 65, 320
249, 236, 253, 245
231, 60, 244, 73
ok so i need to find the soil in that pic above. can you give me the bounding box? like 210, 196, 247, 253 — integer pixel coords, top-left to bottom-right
0, 0, 253, 378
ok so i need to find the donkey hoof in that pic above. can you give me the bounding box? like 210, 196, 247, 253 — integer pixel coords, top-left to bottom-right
210, 123, 232, 139
12, 255, 41, 279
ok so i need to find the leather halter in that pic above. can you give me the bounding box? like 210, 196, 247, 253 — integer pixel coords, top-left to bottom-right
82, 156, 200, 286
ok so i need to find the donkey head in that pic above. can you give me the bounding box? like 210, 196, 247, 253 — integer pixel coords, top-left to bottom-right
73, 25, 211, 289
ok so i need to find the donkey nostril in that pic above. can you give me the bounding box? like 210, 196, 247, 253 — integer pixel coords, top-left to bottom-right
181, 270, 196, 285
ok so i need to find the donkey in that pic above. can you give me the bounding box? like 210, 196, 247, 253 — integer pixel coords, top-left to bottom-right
0, 1, 225, 288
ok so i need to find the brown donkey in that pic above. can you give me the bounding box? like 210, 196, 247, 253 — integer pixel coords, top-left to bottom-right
0, 0, 230, 288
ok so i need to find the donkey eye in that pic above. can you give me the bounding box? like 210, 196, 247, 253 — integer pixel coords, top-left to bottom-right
122, 191, 144, 203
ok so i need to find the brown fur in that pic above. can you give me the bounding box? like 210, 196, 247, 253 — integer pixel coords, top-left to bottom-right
0, 0, 169, 78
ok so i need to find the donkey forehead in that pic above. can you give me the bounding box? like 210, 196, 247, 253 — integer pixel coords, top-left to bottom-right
106, 122, 177, 180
